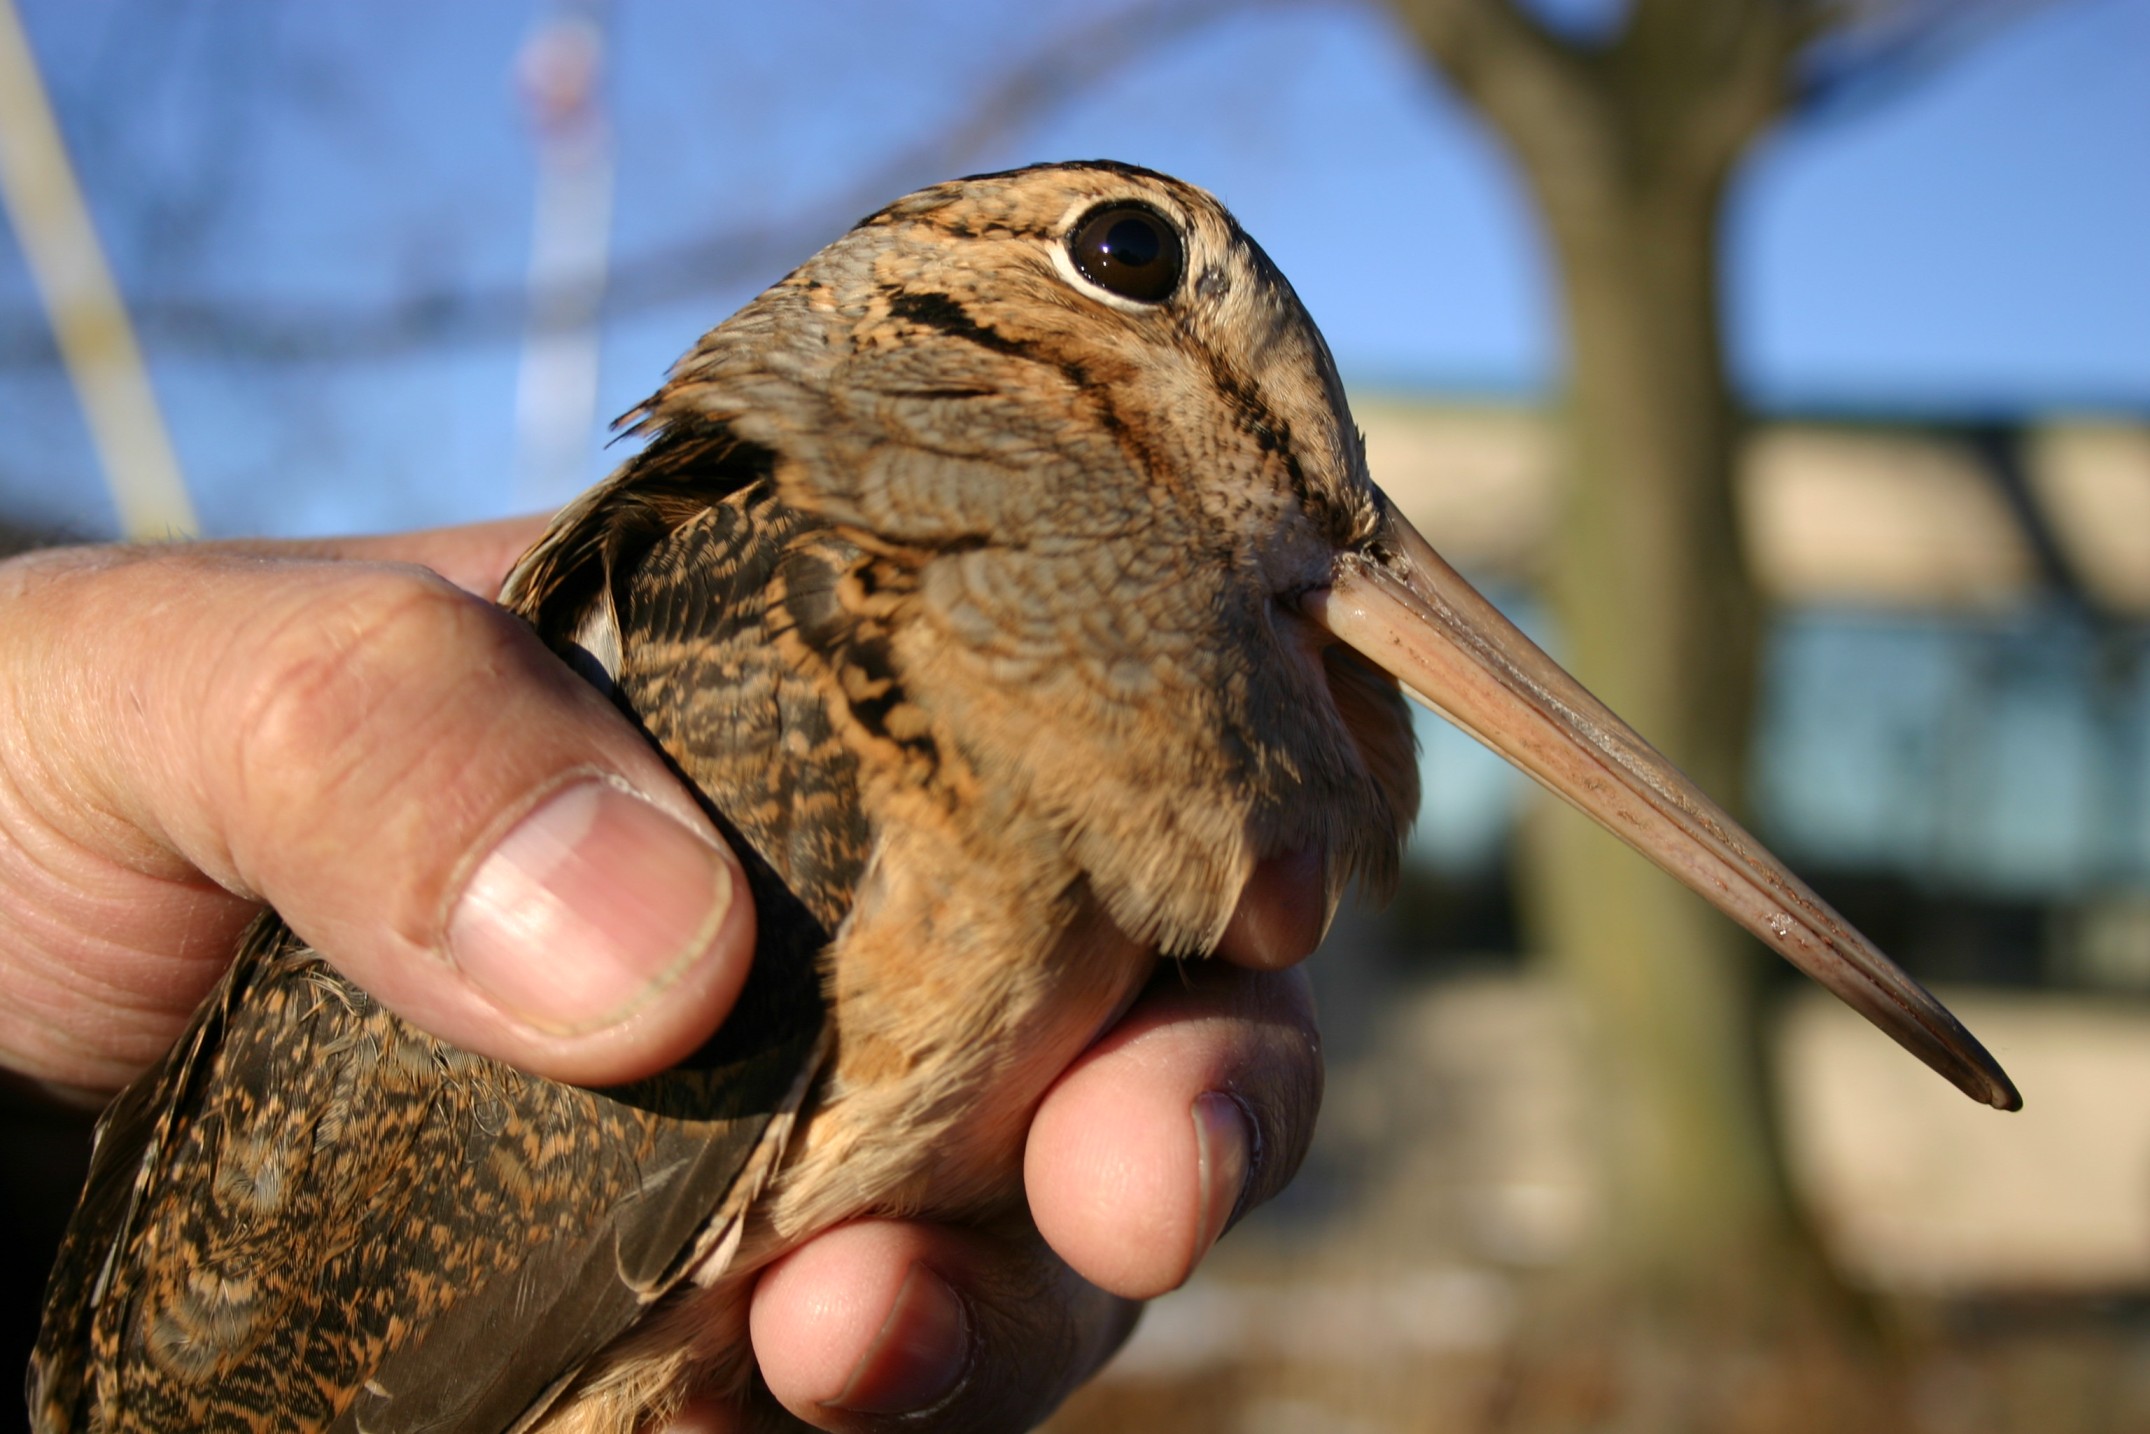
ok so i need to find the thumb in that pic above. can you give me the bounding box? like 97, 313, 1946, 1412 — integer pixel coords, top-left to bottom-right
0, 541, 753, 1093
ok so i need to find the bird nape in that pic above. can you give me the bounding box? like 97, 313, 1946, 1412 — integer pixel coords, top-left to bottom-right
31, 160, 2018, 1434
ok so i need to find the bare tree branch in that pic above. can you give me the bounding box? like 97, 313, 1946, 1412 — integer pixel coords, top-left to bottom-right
1613, 0, 1805, 189
0, 0, 1278, 370
1387, 0, 1620, 227
1395, 0, 2064, 239
0, 0, 2064, 373
1387, 0, 1585, 101
1789, 0, 2067, 122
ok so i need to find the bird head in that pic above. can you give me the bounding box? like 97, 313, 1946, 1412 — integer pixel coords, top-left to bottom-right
606, 161, 2018, 1111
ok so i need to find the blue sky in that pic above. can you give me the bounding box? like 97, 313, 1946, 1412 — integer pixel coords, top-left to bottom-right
0, 0, 2143, 541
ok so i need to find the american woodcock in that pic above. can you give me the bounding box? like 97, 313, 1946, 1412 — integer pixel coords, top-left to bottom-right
31, 161, 2020, 1433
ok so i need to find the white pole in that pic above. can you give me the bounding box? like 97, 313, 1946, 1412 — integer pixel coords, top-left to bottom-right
0, 0, 197, 540
513, 8, 614, 511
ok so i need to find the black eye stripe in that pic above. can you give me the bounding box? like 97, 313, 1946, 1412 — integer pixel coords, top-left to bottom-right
1068, 203, 1184, 304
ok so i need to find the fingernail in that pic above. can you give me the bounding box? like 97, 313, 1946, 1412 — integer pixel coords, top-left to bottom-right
830, 1263, 973, 1416
1192, 1092, 1255, 1265
446, 778, 734, 1034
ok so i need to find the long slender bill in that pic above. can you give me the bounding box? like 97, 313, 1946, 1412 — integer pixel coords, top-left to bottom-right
1307, 504, 2021, 1112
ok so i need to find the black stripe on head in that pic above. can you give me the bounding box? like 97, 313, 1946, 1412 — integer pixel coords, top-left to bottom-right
887, 291, 1033, 358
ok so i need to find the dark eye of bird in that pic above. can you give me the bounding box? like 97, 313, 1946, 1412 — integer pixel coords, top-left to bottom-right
1069, 204, 1184, 304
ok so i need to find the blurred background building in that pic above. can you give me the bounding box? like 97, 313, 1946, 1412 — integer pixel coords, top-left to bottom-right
1, 2, 2145, 1431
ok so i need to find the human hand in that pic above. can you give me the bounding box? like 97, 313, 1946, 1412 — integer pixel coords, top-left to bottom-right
0, 520, 1323, 1431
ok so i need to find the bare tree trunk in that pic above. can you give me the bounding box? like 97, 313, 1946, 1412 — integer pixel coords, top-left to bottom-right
1388, 0, 1804, 1297
1530, 170, 1780, 1294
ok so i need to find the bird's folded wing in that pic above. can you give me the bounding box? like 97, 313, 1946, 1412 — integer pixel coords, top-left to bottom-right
31, 914, 824, 1434
28, 912, 277, 1433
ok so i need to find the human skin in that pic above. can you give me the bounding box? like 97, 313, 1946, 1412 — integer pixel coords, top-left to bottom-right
0, 518, 1324, 1432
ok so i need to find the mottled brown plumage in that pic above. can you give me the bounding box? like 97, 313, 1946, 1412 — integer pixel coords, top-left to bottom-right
31, 162, 2016, 1433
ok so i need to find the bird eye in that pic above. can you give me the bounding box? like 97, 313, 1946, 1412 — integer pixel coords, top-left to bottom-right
1068, 204, 1183, 304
